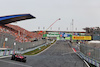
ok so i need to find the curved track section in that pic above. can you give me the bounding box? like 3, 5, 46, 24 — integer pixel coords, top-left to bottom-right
0, 40, 87, 67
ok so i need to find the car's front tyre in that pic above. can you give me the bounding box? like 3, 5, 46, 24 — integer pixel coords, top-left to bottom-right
23, 60, 26, 63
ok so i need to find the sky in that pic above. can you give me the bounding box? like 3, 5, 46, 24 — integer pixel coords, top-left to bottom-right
0, 0, 100, 31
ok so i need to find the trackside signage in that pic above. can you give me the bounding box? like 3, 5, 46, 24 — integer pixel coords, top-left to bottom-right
57, 37, 70, 40
65, 37, 70, 40
43, 34, 47, 37
47, 34, 60, 37
72, 36, 91, 40
48, 32, 59, 34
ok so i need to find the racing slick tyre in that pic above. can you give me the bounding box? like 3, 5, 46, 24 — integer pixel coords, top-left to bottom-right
23, 60, 26, 63
15, 58, 17, 61
20, 59, 22, 62
11, 55, 15, 60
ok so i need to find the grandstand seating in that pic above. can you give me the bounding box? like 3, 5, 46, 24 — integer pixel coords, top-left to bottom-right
0, 24, 43, 43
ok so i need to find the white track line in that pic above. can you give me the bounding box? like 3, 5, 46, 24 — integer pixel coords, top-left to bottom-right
83, 60, 90, 67
0, 59, 32, 67
34, 41, 57, 56
0, 55, 12, 59
62, 52, 74, 55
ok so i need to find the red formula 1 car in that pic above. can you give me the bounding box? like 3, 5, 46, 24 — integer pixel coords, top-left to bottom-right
11, 54, 26, 63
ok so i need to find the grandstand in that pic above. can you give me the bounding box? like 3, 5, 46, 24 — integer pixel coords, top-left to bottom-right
0, 14, 44, 49
0, 14, 39, 42
5, 24, 34, 42
5, 24, 43, 42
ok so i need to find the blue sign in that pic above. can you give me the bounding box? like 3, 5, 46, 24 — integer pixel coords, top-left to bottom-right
60, 32, 65, 35
62, 34, 70, 37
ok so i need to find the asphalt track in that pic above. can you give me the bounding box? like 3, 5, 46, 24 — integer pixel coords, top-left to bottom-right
0, 41, 87, 67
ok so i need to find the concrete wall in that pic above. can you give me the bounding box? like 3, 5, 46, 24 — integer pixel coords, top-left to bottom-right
15, 40, 46, 51
0, 33, 46, 51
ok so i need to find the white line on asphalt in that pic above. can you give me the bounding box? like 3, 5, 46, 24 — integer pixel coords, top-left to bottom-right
0, 55, 12, 59
62, 52, 74, 55
71, 48, 90, 67
0, 60, 32, 67
83, 60, 90, 67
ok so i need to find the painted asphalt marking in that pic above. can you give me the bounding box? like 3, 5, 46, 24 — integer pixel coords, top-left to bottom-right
0, 59, 32, 67
34, 41, 57, 56
71, 48, 90, 67
83, 60, 90, 67
0, 55, 12, 59
62, 52, 74, 55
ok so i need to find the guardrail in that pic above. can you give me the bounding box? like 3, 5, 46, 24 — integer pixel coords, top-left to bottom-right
79, 44, 100, 67
0, 39, 55, 56
0, 49, 13, 56
18, 44, 47, 54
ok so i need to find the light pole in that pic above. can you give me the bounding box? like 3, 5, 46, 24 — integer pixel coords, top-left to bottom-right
14, 42, 16, 53
58, 27, 60, 31
43, 27, 45, 30
71, 19, 74, 43
72, 19, 74, 32
18, 30, 20, 36
66, 27, 68, 30
38, 27, 40, 31
50, 27, 52, 30
3, 38, 8, 48
22, 30, 25, 51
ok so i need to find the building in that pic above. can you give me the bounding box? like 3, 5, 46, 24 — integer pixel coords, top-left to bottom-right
83, 27, 100, 40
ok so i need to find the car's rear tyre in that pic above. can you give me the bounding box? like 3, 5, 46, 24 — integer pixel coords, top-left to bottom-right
20, 59, 22, 62
11, 55, 15, 60
15, 58, 17, 61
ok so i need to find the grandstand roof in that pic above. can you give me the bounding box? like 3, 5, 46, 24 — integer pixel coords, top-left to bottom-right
0, 14, 35, 24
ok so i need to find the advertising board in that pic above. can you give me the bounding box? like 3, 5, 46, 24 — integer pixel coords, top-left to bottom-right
72, 36, 91, 40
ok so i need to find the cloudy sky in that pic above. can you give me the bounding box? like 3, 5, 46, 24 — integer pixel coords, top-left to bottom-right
0, 0, 100, 31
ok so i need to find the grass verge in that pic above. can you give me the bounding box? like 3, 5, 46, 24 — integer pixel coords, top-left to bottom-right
22, 40, 56, 55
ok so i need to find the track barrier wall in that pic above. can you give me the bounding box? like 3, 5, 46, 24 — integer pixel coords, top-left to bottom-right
0, 32, 50, 56
0, 33, 46, 50
0, 39, 53, 56
79, 44, 100, 67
